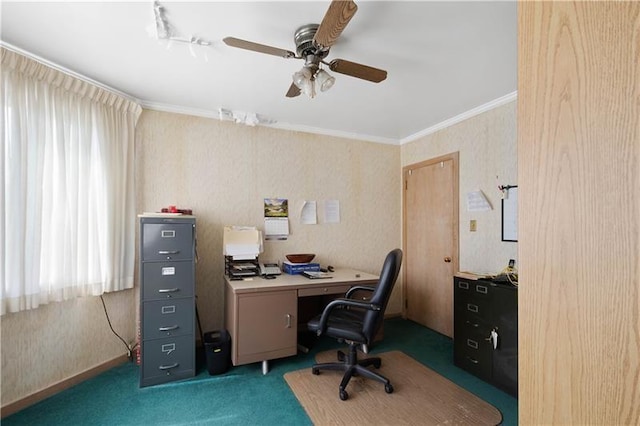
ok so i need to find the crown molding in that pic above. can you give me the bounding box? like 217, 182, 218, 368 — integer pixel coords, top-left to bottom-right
142, 101, 399, 145
399, 91, 518, 145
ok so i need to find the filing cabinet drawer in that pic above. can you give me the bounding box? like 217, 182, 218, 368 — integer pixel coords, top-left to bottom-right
454, 280, 493, 319
454, 314, 492, 337
453, 330, 492, 380
141, 222, 194, 261
142, 262, 194, 300
298, 284, 352, 297
141, 334, 195, 387
142, 298, 194, 340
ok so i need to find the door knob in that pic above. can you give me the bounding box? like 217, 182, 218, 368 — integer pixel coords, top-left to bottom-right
444, 257, 452, 263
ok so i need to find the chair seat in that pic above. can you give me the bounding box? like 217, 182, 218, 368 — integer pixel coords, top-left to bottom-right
308, 308, 367, 343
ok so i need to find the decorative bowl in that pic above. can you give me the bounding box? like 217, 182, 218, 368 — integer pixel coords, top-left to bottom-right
285, 253, 316, 264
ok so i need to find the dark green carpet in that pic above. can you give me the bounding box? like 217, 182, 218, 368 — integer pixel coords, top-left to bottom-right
3, 319, 517, 425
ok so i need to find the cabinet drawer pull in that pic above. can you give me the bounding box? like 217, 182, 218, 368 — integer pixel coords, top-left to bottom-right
458, 281, 469, 290
158, 363, 179, 370
466, 356, 479, 364
286, 314, 292, 328
467, 339, 479, 349
467, 303, 479, 313
476, 285, 488, 294
158, 288, 179, 293
158, 250, 179, 255
159, 325, 179, 332
465, 320, 479, 328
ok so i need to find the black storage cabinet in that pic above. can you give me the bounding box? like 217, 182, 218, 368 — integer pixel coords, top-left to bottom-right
204, 330, 231, 375
453, 276, 518, 397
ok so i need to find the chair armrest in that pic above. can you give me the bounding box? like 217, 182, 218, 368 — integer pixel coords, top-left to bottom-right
345, 285, 375, 299
315, 298, 381, 336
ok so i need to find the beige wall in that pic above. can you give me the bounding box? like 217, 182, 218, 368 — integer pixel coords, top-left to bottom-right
135, 110, 402, 333
402, 101, 518, 274
1, 103, 515, 409
1, 289, 135, 406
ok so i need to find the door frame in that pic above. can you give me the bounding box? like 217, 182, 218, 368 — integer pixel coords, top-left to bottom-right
402, 151, 460, 319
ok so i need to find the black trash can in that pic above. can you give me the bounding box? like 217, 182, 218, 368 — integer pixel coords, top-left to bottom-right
203, 330, 231, 375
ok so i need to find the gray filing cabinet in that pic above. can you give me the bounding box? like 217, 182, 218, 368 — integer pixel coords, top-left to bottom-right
139, 215, 196, 387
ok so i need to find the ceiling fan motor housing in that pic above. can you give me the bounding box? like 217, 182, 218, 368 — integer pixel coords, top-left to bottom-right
294, 24, 328, 58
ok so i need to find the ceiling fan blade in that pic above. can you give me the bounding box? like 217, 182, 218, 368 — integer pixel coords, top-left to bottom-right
223, 37, 296, 58
313, 0, 358, 49
286, 82, 301, 98
329, 59, 387, 83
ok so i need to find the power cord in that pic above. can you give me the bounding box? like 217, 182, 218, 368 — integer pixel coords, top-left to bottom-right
100, 295, 138, 360
498, 265, 518, 287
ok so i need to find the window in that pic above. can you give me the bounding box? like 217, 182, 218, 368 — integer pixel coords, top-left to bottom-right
1, 47, 141, 314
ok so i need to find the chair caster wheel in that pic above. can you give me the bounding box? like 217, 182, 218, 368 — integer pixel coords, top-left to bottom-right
385, 383, 394, 394
339, 389, 349, 401
373, 360, 382, 369
337, 351, 346, 362
312, 368, 320, 375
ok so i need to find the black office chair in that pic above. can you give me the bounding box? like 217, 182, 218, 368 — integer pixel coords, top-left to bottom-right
307, 248, 403, 401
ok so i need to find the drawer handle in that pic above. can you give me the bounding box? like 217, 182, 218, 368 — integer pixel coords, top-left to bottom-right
286, 314, 292, 328
158, 363, 179, 370
158, 288, 179, 293
476, 285, 488, 294
158, 250, 179, 255
467, 339, 479, 349
159, 325, 179, 332
467, 303, 479, 313
466, 356, 479, 364
458, 281, 469, 289
465, 320, 479, 328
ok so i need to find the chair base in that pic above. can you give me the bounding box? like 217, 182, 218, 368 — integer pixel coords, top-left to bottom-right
311, 343, 394, 400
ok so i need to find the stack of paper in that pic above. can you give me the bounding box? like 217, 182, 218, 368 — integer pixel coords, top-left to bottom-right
223, 226, 263, 260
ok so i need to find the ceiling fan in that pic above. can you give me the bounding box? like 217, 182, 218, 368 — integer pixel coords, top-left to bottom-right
223, 0, 387, 99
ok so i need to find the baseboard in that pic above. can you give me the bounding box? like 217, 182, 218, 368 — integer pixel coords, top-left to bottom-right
1, 354, 129, 419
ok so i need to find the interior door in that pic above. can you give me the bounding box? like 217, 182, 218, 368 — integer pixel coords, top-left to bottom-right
403, 153, 459, 337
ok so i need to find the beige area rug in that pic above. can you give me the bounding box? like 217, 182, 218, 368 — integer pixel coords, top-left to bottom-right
284, 350, 502, 425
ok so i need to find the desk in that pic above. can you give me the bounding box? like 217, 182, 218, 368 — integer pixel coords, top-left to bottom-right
225, 268, 378, 373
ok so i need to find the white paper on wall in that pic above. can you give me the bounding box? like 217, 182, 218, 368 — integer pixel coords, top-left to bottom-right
466, 191, 492, 212
300, 201, 317, 224
324, 200, 340, 223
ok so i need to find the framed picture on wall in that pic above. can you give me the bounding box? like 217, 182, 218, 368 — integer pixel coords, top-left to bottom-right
501, 186, 518, 242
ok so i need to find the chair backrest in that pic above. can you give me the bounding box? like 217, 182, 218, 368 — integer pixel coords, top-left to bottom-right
362, 248, 403, 342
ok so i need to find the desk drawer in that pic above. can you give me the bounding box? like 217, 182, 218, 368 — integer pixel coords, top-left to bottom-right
298, 284, 352, 297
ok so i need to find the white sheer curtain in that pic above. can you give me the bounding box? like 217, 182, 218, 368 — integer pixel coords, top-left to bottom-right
1, 47, 141, 315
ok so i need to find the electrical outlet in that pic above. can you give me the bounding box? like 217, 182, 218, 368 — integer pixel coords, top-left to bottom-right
470, 220, 477, 232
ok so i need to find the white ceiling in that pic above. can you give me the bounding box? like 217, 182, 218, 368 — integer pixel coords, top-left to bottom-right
1, 1, 517, 144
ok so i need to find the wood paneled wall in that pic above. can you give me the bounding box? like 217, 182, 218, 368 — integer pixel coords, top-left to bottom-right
518, 2, 640, 424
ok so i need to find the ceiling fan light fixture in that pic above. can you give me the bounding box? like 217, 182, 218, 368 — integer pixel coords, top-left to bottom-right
303, 80, 316, 98
292, 67, 312, 89
315, 69, 335, 92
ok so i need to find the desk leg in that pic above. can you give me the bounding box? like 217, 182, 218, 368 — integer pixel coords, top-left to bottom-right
262, 360, 269, 375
